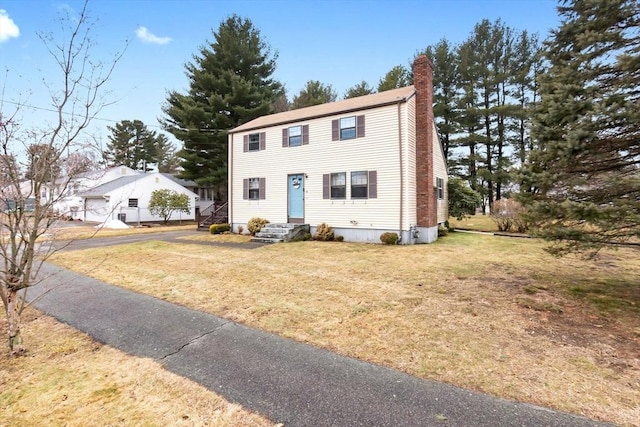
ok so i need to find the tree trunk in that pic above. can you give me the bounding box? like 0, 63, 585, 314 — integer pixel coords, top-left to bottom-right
7, 289, 25, 355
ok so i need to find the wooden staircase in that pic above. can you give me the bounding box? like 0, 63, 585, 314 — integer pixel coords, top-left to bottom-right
197, 202, 228, 230
251, 223, 310, 243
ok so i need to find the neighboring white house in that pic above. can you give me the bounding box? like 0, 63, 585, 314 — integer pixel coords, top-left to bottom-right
227, 55, 448, 244
54, 166, 142, 219
78, 172, 198, 224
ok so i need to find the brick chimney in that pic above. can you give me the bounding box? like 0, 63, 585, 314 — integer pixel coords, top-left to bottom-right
413, 55, 437, 228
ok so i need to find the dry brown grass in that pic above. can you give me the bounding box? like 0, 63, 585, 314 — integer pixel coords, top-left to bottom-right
449, 214, 500, 232
49, 232, 640, 426
0, 308, 273, 427
42, 223, 197, 241
177, 233, 252, 244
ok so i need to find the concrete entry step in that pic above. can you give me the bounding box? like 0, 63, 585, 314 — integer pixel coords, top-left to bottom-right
251, 223, 309, 243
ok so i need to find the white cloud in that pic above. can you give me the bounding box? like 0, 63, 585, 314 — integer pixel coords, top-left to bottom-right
136, 26, 172, 45
0, 10, 20, 43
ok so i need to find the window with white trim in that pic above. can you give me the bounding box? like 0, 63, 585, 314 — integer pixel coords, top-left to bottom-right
128, 198, 138, 208
288, 126, 302, 146
248, 133, 260, 151
436, 177, 444, 200
248, 178, 260, 200
351, 171, 369, 199
339, 117, 356, 140
331, 172, 346, 199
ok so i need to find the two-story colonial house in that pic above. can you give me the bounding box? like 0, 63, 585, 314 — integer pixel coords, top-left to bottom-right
227, 55, 448, 244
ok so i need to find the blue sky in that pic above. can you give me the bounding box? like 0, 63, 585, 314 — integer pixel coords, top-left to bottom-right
0, 0, 560, 149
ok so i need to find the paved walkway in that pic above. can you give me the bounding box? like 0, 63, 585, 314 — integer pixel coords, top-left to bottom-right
29, 232, 612, 427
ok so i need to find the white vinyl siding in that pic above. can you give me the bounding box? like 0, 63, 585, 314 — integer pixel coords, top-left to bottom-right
432, 121, 449, 223
230, 103, 406, 230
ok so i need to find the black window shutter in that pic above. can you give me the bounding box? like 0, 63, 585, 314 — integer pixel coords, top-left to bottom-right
282, 128, 288, 147
302, 125, 309, 145
260, 132, 266, 150
243, 179, 248, 200
356, 115, 365, 138
331, 119, 339, 141
368, 170, 377, 198
323, 174, 330, 199
259, 178, 266, 200
243, 135, 249, 152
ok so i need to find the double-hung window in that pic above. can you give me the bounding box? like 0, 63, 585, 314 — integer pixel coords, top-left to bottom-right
323, 171, 377, 200
351, 171, 369, 199
332, 115, 365, 141
339, 117, 356, 140
243, 177, 266, 200
248, 133, 260, 151
288, 126, 302, 146
243, 132, 265, 152
282, 125, 309, 147
248, 178, 260, 200
330, 173, 346, 199
436, 177, 444, 200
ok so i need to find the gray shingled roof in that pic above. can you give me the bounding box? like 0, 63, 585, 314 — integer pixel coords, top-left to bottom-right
162, 173, 198, 188
78, 175, 144, 197
230, 85, 416, 134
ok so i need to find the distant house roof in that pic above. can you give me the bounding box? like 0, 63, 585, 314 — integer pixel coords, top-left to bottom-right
78, 175, 143, 197
230, 86, 416, 134
162, 173, 198, 188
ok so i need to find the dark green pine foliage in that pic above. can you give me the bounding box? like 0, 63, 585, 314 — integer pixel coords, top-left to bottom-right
522, 0, 640, 255
162, 15, 283, 197
104, 120, 158, 171
377, 65, 412, 92
343, 81, 375, 99
291, 80, 337, 109
421, 38, 460, 167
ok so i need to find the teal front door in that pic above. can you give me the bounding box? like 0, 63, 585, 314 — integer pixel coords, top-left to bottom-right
288, 174, 304, 223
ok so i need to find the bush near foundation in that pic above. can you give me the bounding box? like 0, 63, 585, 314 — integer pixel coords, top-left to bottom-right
313, 223, 335, 241
247, 217, 269, 235
380, 232, 399, 245
209, 223, 231, 234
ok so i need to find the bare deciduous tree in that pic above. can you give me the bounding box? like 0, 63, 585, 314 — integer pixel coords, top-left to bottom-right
0, 1, 124, 355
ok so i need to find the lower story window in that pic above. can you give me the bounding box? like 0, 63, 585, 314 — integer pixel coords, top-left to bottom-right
248, 178, 260, 200
351, 171, 368, 198
331, 172, 346, 199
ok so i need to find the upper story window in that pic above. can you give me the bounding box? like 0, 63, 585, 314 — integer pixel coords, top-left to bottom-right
330, 173, 346, 199
332, 115, 365, 141
340, 117, 356, 140
282, 125, 309, 147
243, 132, 266, 152
248, 133, 260, 151
128, 198, 138, 208
288, 126, 302, 146
436, 177, 444, 200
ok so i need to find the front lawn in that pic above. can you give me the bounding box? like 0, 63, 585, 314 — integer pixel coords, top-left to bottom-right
49, 232, 640, 426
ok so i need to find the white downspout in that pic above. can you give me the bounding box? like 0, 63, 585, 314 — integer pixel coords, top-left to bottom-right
228, 132, 233, 229
397, 101, 404, 242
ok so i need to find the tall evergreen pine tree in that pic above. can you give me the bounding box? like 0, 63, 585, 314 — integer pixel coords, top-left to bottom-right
162, 15, 283, 199
523, 0, 640, 254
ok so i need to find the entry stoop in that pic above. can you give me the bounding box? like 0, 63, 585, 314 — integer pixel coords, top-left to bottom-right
252, 223, 310, 243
